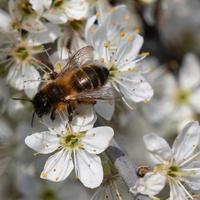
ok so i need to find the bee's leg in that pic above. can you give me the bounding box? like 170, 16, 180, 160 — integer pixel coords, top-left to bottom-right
49, 72, 58, 80
67, 103, 74, 123
50, 108, 56, 120
77, 98, 96, 105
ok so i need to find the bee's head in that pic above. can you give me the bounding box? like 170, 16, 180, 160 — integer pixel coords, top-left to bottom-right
32, 91, 51, 117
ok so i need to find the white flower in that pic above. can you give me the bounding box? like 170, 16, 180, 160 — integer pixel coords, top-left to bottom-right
158, 0, 200, 53
142, 53, 200, 130
87, 10, 153, 116
0, 0, 47, 33
25, 118, 114, 188
0, 2, 61, 41
29, 0, 89, 24
27, 22, 61, 45
130, 121, 200, 199
0, 33, 46, 98
85, 4, 141, 44
57, 22, 88, 60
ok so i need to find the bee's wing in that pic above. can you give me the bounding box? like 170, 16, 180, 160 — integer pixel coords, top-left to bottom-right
67, 85, 120, 102
58, 46, 94, 76
68, 46, 94, 66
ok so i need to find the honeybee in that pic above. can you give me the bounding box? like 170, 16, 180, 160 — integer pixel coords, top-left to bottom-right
32, 46, 112, 121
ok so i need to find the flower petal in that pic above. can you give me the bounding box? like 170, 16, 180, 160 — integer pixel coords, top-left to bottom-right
0, 9, 11, 32
8, 0, 21, 21
172, 121, 200, 165
40, 150, 74, 182
179, 53, 200, 90
25, 131, 59, 154
181, 161, 200, 190
72, 105, 97, 132
81, 126, 114, 154
22, 17, 47, 33
85, 15, 97, 45
189, 88, 200, 113
41, 105, 97, 134
75, 150, 103, 188
130, 172, 166, 196
65, 0, 89, 20
28, 23, 61, 45
24, 65, 41, 98
169, 182, 188, 200
29, 0, 51, 14
115, 33, 144, 69
115, 72, 153, 102
94, 101, 115, 120
7, 65, 24, 90
143, 133, 171, 164
182, 161, 200, 190
43, 10, 68, 24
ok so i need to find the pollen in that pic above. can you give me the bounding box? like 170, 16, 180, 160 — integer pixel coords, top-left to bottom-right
55, 63, 62, 73
128, 36, 134, 42
90, 27, 96, 33
124, 15, 131, 21
140, 52, 150, 57
104, 41, 110, 48
42, 172, 48, 178
99, 57, 105, 64
96, 12, 100, 17
144, 99, 149, 104
120, 32, 126, 38
133, 27, 141, 34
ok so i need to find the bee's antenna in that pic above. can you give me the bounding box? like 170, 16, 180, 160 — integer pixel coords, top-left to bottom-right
31, 111, 36, 128
12, 97, 32, 102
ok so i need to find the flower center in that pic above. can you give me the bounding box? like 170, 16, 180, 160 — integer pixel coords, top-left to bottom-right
14, 46, 30, 62
167, 165, 180, 178
51, 0, 64, 8
60, 133, 84, 150
109, 65, 118, 76
70, 20, 84, 31
174, 89, 190, 105
19, 0, 35, 15
154, 164, 181, 178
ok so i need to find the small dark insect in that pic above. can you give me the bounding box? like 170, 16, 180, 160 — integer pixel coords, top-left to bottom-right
136, 165, 152, 177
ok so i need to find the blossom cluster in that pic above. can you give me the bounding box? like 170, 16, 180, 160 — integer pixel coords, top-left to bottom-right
0, 0, 200, 199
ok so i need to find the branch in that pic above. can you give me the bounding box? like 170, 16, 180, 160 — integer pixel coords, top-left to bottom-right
106, 139, 149, 200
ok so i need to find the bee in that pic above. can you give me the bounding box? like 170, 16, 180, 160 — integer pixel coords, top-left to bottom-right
32, 46, 111, 122
136, 165, 152, 177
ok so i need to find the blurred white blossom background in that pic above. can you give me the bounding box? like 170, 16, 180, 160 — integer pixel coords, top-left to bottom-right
0, 0, 200, 200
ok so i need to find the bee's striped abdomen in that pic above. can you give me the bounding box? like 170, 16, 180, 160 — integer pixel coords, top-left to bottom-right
70, 65, 109, 93
91, 65, 109, 85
